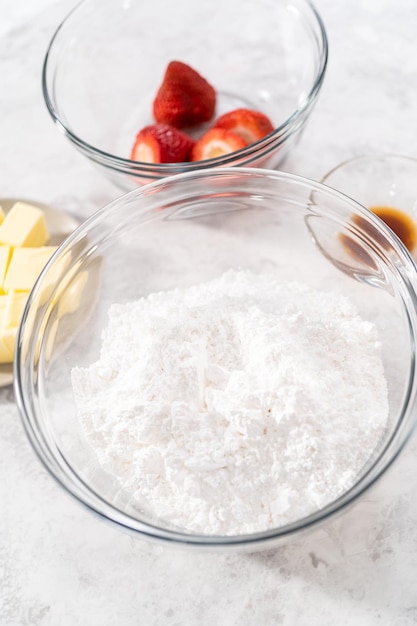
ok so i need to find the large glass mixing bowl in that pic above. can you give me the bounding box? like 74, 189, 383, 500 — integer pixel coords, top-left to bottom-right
15, 168, 417, 550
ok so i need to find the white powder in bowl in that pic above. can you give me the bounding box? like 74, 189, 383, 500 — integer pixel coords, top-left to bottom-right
71, 269, 388, 536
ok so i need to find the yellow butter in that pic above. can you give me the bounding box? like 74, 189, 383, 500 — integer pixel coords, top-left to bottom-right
4, 291, 28, 328
0, 292, 29, 362
0, 202, 59, 364
0, 292, 29, 363
58, 270, 88, 318
0, 246, 12, 292
0, 336, 13, 363
0, 294, 9, 314
0, 201, 49, 248
38, 253, 71, 306
4, 246, 57, 293
0, 300, 13, 363
2, 326, 17, 360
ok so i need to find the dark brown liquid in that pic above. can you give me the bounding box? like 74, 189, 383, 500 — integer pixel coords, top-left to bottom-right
339, 205, 417, 266
369, 205, 417, 253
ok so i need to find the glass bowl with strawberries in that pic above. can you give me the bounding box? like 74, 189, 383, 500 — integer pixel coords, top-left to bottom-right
43, 0, 328, 191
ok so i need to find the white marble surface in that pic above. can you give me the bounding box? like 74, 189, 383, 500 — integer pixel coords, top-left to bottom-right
1, 1, 417, 624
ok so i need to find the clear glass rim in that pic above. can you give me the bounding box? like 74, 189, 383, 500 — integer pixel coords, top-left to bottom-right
41, 0, 329, 176
321, 151, 417, 186
14, 167, 417, 548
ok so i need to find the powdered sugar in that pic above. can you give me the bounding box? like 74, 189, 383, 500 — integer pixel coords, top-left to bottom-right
72, 269, 388, 535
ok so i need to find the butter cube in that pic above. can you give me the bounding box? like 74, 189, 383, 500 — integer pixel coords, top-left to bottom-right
4, 291, 28, 328
0, 206, 5, 224
0, 292, 29, 362
0, 294, 9, 313
0, 292, 29, 363
0, 201, 49, 247
0, 246, 12, 292
0, 336, 13, 363
2, 326, 17, 359
0, 303, 13, 363
4, 246, 57, 293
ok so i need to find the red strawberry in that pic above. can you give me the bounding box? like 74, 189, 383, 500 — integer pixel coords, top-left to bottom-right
153, 61, 216, 129
130, 123, 194, 164
213, 108, 274, 144
191, 128, 247, 162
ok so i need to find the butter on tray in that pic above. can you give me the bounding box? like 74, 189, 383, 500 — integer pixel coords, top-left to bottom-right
0, 245, 58, 364
0, 200, 89, 365
0, 201, 59, 364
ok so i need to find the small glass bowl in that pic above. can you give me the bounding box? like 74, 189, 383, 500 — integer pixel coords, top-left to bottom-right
42, 0, 328, 191
14, 168, 417, 551
321, 153, 417, 258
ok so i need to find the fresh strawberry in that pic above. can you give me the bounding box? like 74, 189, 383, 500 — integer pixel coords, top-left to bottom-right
130, 123, 194, 164
213, 108, 274, 144
153, 61, 216, 129
191, 128, 247, 161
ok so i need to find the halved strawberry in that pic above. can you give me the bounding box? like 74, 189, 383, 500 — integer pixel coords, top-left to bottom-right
213, 108, 274, 144
191, 128, 247, 162
130, 123, 194, 164
153, 61, 216, 129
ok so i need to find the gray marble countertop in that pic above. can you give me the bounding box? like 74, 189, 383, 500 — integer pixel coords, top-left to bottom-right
1, 1, 417, 624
